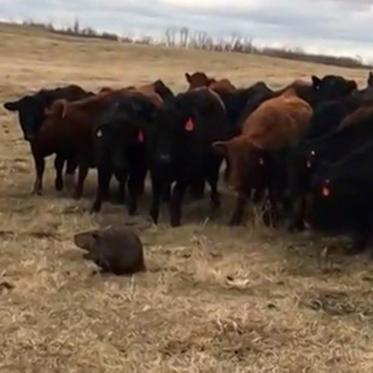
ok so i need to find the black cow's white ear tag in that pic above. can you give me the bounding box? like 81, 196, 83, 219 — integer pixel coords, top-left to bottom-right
96, 129, 103, 138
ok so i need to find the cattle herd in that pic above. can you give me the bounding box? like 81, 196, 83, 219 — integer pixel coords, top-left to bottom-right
4, 71, 373, 258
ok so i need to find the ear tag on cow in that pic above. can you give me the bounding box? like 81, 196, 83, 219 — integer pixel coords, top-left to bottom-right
138, 130, 144, 143
322, 186, 330, 197
185, 118, 195, 132
96, 129, 103, 138
306, 160, 312, 169
259, 158, 264, 166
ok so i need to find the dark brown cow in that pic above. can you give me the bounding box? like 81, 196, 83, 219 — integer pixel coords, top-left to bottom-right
208, 79, 237, 93
213, 88, 313, 225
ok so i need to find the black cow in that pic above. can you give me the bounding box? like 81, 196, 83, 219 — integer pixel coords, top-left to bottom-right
4, 84, 92, 141
309, 140, 373, 255
91, 91, 160, 215
213, 81, 275, 134
311, 74, 357, 105
150, 88, 232, 227
3, 84, 93, 193
288, 103, 373, 231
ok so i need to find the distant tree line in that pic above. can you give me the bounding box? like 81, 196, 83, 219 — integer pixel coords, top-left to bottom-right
18, 19, 370, 69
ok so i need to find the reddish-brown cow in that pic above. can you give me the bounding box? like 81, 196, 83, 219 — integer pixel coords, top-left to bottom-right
34, 90, 121, 197
213, 88, 313, 225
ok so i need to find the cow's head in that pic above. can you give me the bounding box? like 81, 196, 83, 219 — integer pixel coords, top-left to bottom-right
152, 97, 184, 166
185, 72, 215, 90
4, 94, 48, 141
95, 95, 157, 170
213, 137, 268, 194
311, 75, 357, 103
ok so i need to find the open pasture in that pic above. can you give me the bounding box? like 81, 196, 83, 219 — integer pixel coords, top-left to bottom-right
1, 23, 373, 372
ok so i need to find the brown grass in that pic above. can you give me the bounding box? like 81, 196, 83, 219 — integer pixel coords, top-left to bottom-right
1, 23, 373, 373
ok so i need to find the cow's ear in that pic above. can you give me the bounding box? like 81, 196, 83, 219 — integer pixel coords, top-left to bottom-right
185, 73, 192, 83
212, 141, 229, 155
368, 72, 373, 87
4, 100, 20, 112
348, 80, 357, 91
312, 75, 321, 87
45, 99, 68, 118
207, 78, 216, 86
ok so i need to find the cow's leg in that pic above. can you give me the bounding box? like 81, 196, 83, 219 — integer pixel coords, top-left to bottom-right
127, 173, 139, 216
223, 158, 230, 183
73, 164, 89, 200
127, 159, 147, 216
263, 188, 282, 228
66, 158, 77, 176
162, 184, 171, 202
189, 179, 205, 200
230, 194, 248, 226
347, 214, 372, 256
288, 195, 306, 232
54, 155, 64, 191
64, 157, 77, 190
150, 172, 162, 224
170, 180, 188, 227
207, 163, 221, 219
91, 168, 112, 213
32, 155, 45, 196
113, 169, 126, 204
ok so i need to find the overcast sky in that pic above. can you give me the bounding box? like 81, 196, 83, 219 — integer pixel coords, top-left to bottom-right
2, 0, 373, 61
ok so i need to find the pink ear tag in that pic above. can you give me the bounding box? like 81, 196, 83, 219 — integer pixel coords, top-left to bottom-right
322, 186, 330, 197
138, 130, 144, 143
185, 118, 195, 132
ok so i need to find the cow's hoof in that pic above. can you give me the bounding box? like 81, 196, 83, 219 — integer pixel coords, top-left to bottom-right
90, 204, 100, 214
32, 189, 43, 196
55, 180, 63, 192
288, 222, 305, 233
73, 191, 82, 200
345, 245, 364, 256
229, 216, 242, 226
128, 206, 137, 216
112, 197, 125, 205
171, 220, 181, 228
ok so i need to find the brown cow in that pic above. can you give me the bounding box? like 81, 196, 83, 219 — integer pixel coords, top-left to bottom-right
34, 90, 121, 197
213, 89, 313, 225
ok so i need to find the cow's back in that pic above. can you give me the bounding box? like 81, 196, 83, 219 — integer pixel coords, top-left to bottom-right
242, 95, 312, 150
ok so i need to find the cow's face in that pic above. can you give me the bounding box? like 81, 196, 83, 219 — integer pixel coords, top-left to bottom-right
4, 95, 46, 141
312, 75, 357, 102
153, 100, 182, 165
95, 97, 153, 170
213, 138, 267, 194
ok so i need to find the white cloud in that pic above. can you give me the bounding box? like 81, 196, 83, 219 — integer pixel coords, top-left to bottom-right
2, 0, 373, 61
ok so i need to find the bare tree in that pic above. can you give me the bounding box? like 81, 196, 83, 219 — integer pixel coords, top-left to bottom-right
193, 31, 208, 49
179, 27, 189, 48
73, 18, 80, 34
165, 27, 177, 47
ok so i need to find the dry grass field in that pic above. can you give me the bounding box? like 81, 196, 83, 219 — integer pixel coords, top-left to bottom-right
1, 22, 373, 372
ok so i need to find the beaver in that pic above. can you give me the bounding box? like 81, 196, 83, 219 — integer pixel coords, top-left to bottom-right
73, 227, 146, 275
